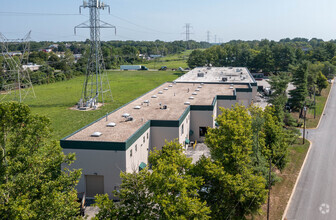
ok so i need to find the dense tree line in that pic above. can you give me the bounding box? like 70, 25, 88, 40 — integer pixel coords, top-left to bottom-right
95, 104, 297, 219
187, 38, 336, 77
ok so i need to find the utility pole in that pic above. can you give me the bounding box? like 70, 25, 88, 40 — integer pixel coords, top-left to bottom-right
75, 0, 116, 109
207, 31, 210, 43
314, 85, 316, 119
267, 156, 272, 220
303, 106, 307, 144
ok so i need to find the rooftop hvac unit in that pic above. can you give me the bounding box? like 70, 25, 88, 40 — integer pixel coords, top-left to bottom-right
197, 73, 204, 77
222, 77, 228, 82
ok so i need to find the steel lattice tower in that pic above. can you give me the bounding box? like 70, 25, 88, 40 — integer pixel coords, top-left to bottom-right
0, 31, 35, 103
75, 0, 116, 109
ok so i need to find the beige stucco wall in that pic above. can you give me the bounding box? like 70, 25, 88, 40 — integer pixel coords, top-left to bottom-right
63, 149, 126, 198
150, 126, 179, 151
178, 113, 190, 146
126, 128, 150, 173
190, 110, 214, 142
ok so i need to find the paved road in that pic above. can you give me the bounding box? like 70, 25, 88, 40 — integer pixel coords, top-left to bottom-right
286, 82, 336, 219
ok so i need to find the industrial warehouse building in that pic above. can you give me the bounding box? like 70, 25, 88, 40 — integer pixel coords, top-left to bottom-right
61, 67, 257, 198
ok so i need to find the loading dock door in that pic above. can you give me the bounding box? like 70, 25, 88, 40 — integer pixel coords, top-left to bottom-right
86, 175, 104, 197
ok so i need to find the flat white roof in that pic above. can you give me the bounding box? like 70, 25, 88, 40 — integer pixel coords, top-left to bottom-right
175, 67, 255, 84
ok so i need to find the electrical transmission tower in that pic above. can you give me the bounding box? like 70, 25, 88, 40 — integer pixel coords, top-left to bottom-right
75, 0, 116, 109
183, 23, 192, 41
207, 31, 211, 43
0, 31, 35, 103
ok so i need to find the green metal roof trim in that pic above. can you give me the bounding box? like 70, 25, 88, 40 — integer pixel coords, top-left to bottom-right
178, 106, 190, 126
190, 105, 214, 111
126, 121, 150, 149
60, 140, 127, 151
150, 120, 179, 127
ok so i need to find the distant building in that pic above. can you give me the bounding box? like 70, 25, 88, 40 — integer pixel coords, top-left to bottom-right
40, 49, 53, 53
49, 44, 59, 49
149, 54, 163, 59
61, 67, 257, 198
22, 63, 41, 71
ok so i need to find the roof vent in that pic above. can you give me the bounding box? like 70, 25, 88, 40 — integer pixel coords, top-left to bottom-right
134, 106, 141, 109
184, 102, 191, 105
164, 88, 168, 90
151, 95, 157, 98
201, 83, 204, 85
158, 91, 163, 94
189, 96, 194, 100
230, 86, 234, 89
91, 132, 102, 137
195, 89, 200, 91
198, 86, 202, 88
107, 122, 116, 127
192, 92, 197, 95
122, 113, 130, 118
144, 100, 149, 103
168, 84, 173, 87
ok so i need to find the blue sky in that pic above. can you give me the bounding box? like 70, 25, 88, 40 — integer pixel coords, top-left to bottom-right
1, 0, 336, 42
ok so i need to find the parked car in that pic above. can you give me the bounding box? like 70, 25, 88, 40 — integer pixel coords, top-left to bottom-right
159, 66, 167, 71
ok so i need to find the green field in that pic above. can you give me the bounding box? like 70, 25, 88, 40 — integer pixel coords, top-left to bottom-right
1, 71, 180, 140
139, 50, 192, 70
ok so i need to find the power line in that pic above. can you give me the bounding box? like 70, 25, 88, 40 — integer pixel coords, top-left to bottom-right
0, 11, 83, 16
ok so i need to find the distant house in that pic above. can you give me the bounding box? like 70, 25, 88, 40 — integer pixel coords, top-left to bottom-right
7, 52, 22, 56
49, 44, 59, 49
74, 54, 82, 63
22, 63, 41, 71
40, 49, 53, 53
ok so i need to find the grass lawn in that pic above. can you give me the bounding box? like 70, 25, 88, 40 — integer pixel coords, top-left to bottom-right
291, 83, 331, 128
139, 50, 192, 70
254, 138, 310, 220
1, 71, 180, 140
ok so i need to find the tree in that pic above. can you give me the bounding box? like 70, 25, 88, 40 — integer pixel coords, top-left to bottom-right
316, 71, 328, 95
194, 104, 267, 219
95, 141, 210, 220
268, 72, 291, 122
187, 50, 207, 68
262, 107, 289, 170
0, 102, 81, 219
289, 62, 309, 116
